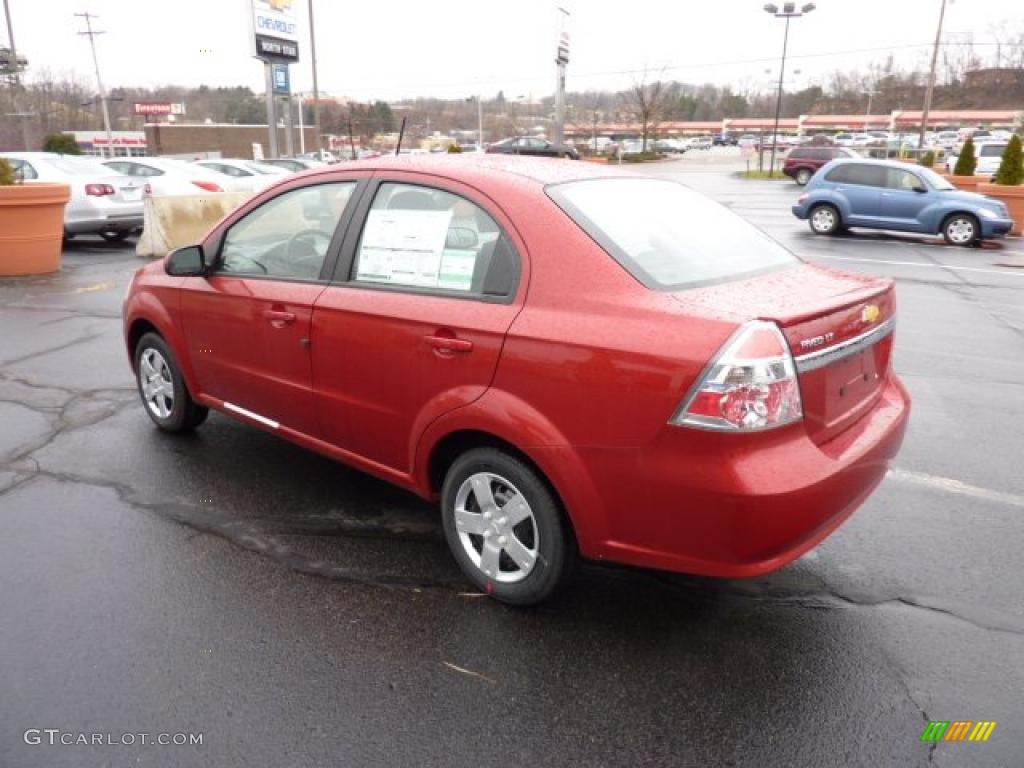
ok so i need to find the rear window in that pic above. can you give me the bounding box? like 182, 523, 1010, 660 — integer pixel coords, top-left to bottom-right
45, 156, 115, 176
547, 178, 796, 290
978, 144, 1007, 157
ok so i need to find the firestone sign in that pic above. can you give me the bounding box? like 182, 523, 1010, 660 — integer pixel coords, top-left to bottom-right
251, 0, 300, 62
133, 102, 186, 116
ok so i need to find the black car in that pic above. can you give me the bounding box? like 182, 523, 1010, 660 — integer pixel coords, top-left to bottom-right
485, 137, 579, 159
712, 133, 737, 146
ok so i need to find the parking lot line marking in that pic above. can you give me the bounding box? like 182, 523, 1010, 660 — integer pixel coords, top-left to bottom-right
809, 254, 1024, 278
442, 661, 496, 685
889, 468, 1024, 509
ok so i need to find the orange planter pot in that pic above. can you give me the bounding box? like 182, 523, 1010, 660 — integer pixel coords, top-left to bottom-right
977, 183, 1024, 236
942, 174, 982, 193
0, 182, 71, 276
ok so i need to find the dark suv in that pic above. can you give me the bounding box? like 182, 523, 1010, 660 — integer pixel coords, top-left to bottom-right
783, 147, 857, 185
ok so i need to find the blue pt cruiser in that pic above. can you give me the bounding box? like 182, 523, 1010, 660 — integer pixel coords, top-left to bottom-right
792, 158, 1014, 246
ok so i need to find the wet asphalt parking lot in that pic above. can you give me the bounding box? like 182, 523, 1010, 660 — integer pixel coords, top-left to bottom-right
1, 157, 1023, 767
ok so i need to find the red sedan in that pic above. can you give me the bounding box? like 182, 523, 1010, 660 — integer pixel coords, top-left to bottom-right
123, 156, 910, 605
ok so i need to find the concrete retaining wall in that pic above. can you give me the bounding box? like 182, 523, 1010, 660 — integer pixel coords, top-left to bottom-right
136, 192, 251, 258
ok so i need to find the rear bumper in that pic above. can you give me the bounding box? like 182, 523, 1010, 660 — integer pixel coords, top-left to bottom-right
65, 214, 144, 234
577, 375, 910, 578
791, 203, 810, 220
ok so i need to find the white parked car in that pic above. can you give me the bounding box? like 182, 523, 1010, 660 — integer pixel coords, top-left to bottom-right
973, 141, 1009, 177
192, 159, 290, 193
102, 157, 230, 195
1, 152, 143, 241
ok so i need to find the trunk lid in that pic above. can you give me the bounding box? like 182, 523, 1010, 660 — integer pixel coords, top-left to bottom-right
671, 263, 896, 444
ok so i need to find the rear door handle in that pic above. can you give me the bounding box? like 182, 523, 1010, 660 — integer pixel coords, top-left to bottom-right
423, 335, 473, 353
262, 309, 296, 327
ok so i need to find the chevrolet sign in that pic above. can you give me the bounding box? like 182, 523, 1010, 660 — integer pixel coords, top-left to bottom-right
250, 0, 300, 62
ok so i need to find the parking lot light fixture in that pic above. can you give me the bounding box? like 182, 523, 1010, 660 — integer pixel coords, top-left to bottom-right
763, 1, 815, 177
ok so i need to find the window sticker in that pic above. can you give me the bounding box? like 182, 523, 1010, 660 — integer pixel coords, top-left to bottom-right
437, 249, 476, 291
357, 209, 454, 287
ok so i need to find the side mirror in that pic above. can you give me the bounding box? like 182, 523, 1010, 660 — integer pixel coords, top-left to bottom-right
165, 245, 206, 276
912, 185, 928, 194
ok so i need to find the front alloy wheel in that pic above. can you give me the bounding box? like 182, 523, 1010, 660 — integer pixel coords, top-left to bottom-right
442, 448, 575, 605
943, 214, 978, 247
134, 332, 208, 432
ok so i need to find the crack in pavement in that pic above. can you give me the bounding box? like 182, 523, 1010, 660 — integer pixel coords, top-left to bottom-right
6, 468, 462, 594
0, 331, 106, 368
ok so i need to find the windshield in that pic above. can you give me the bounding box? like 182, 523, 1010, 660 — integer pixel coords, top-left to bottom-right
918, 167, 955, 191
548, 178, 797, 290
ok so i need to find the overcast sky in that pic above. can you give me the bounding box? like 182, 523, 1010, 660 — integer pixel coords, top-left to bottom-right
3, 0, 1021, 101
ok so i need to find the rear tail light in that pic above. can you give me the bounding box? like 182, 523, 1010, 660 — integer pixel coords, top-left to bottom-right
192, 180, 223, 192
85, 183, 115, 197
798, 193, 809, 203
671, 321, 803, 431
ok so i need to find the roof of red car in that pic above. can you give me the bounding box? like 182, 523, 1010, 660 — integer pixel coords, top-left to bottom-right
308, 154, 634, 189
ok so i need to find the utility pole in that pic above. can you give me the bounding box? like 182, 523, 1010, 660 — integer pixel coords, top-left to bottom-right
477, 94, 483, 150
3, 0, 31, 150
75, 12, 114, 158
297, 92, 305, 154
918, 0, 947, 150
308, 0, 321, 156
864, 87, 879, 130
553, 7, 570, 145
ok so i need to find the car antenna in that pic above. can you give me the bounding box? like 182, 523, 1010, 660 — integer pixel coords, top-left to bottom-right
395, 117, 407, 156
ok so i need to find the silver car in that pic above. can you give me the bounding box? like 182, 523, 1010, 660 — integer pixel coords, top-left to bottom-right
0, 152, 144, 242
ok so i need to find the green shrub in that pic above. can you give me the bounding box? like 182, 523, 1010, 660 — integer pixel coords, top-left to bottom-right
0, 158, 17, 186
621, 151, 664, 163
446, 143, 463, 153
919, 150, 936, 168
953, 136, 977, 176
42, 133, 81, 155
994, 134, 1023, 186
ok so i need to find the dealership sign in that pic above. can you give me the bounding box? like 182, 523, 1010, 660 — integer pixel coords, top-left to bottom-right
133, 102, 186, 116
251, 0, 300, 62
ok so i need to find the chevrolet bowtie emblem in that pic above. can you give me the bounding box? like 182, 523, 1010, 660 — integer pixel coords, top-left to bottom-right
861, 304, 881, 324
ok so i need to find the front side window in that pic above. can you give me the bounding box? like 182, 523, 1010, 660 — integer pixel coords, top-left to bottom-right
886, 168, 923, 191
353, 182, 519, 298
219, 182, 356, 280
548, 178, 796, 290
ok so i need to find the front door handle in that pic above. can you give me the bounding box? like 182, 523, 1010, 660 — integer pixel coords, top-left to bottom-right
262, 309, 296, 328
423, 335, 473, 353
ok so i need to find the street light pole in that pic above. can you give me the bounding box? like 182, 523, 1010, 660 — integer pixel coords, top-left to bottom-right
918, 0, 947, 150
307, 0, 321, 156
477, 94, 483, 150
763, 3, 815, 177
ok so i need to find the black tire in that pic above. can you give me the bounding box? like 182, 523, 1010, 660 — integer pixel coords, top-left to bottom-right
795, 168, 813, 186
134, 332, 208, 433
808, 203, 842, 235
941, 213, 980, 247
100, 231, 130, 242
441, 447, 575, 606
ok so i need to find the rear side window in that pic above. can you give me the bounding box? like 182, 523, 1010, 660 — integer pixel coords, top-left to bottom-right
824, 164, 885, 187
978, 144, 1007, 157
548, 178, 795, 291
352, 183, 520, 298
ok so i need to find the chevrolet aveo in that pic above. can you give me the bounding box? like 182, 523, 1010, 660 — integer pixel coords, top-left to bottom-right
123, 156, 910, 605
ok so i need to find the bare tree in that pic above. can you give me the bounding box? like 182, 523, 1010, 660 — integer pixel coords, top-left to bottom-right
622, 68, 674, 152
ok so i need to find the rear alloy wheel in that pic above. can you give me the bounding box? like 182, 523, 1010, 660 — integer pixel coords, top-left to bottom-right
442, 448, 575, 606
134, 332, 208, 433
795, 168, 813, 186
809, 204, 841, 235
100, 231, 130, 243
942, 214, 979, 247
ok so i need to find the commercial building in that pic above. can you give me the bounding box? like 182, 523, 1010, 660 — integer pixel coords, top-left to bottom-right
144, 123, 318, 159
